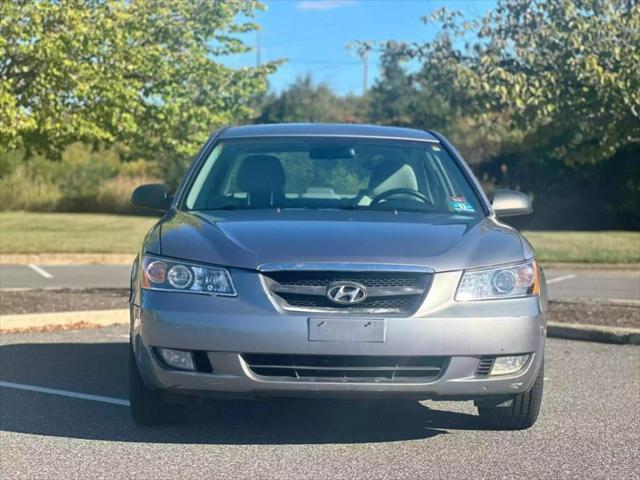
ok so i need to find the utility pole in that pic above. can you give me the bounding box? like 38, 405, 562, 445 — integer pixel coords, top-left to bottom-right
362, 49, 368, 95
256, 30, 261, 67
347, 41, 374, 96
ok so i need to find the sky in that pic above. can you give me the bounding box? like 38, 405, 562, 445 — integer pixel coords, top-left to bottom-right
223, 0, 496, 96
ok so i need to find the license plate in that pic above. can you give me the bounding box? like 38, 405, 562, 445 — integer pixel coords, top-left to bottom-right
308, 318, 386, 343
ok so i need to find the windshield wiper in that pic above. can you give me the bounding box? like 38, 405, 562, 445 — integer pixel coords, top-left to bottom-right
196, 205, 254, 211
194, 205, 442, 214
326, 205, 439, 214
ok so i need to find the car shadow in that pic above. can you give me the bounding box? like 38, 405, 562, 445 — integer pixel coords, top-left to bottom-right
0, 341, 485, 444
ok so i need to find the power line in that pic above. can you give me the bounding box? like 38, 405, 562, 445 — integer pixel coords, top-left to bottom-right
286, 59, 360, 65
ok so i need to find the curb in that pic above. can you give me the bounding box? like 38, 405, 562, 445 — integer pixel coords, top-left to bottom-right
550, 298, 640, 307
547, 321, 640, 345
0, 309, 129, 333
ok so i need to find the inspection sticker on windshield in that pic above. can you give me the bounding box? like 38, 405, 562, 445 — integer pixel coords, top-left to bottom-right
449, 196, 476, 213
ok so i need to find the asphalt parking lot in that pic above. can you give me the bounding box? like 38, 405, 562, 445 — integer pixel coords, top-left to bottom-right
1, 264, 639, 302
0, 264, 129, 290
0, 325, 639, 479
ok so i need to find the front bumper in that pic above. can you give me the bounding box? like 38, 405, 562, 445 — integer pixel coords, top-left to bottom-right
131, 270, 546, 400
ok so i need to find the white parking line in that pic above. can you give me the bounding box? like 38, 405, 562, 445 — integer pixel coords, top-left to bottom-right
546, 274, 577, 285
0, 380, 129, 406
27, 264, 54, 279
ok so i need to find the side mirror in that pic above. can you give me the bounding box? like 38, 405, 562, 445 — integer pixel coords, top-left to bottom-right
131, 184, 173, 210
492, 189, 532, 217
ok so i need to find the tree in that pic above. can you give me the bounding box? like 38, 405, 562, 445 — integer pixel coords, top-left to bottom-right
401, 0, 640, 165
367, 42, 416, 127
368, 42, 517, 165
0, 0, 279, 163
257, 75, 366, 124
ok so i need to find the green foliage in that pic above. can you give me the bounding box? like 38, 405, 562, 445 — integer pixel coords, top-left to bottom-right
367, 43, 416, 127
362, 1, 639, 229
0, 0, 278, 163
401, 0, 640, 165
257, 75, 367, 124
368, 41, 520, 166
57, 144, 120, 210
0, 149, 22, 177
0, 160, 63, 212
0, 143, 157, 213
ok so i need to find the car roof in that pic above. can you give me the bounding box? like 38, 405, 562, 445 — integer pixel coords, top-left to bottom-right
219, 123, 439, 142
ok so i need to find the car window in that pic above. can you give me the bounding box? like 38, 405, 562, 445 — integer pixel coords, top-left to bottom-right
184, 137, 483, 216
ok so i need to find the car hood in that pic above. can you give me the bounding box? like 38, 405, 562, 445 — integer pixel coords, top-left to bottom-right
157, 210, 527, 272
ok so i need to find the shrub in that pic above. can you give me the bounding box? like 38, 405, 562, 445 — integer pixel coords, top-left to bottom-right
55, 143, 118, 211
96, 175, 161, 214
0, 163, 62, 211
0, 143, 159, 213
0, 149, 23, 178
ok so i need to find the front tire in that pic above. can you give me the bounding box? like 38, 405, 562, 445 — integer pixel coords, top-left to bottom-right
129, 344, 185, 425
477, 361, 544, 430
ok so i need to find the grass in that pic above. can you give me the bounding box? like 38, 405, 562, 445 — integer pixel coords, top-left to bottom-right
522, 231, 640, 264
0, 212, 157, 254
1, 212, 638, 263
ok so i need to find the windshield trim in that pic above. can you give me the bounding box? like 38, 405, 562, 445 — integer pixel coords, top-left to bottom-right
218, 133, 440, 143
427, 130, 491, 216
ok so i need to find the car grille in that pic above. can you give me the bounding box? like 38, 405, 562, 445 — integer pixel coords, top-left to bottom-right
262, 270, 432, 314
242, 354, 447, 383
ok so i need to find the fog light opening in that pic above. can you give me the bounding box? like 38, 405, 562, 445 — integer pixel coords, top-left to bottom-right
490, 354, 530, 376
157, 347, 196, 371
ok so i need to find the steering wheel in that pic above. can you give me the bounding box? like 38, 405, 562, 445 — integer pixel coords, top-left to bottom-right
370, 188, 429, 206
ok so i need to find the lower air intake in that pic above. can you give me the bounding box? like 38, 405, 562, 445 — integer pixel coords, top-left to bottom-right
242, 354, 447, 383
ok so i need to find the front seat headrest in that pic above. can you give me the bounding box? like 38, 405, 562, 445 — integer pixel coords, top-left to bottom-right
368, 159, 419, 196
236, 155, 285, 193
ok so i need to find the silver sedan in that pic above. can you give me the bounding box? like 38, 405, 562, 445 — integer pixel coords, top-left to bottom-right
129, 123, 547, 430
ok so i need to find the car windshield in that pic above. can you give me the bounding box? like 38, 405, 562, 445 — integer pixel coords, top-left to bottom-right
184, 137, 483, 216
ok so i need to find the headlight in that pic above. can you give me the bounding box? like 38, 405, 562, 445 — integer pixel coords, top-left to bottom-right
455, 260, 539, 301
141, 255, 236, 296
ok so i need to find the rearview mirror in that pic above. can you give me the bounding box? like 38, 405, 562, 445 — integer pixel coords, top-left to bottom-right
492, 189, 532, 217
131, 184, 173, 211
309, 146, 356, 159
